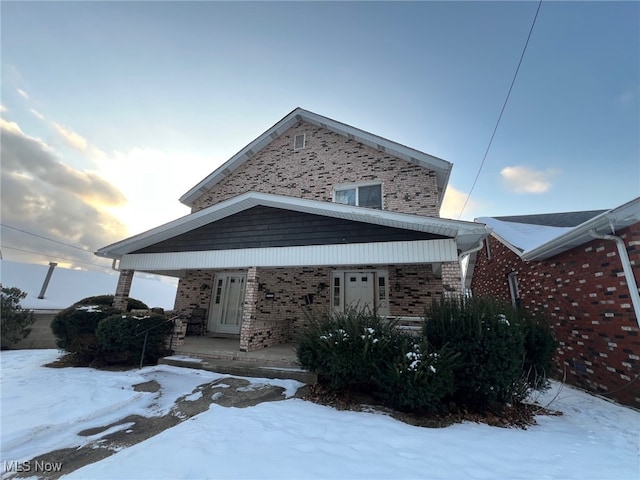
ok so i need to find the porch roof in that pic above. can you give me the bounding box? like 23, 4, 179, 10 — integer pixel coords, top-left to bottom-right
97, 193, 487, 275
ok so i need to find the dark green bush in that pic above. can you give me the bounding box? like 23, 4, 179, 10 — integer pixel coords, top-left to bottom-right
1, 287, 36, 348
522, 316, 557, 390
96, 313, 173, 365
51, 304, 119, 361
50, 295, 149, 363
74, 295, 148, 311
376, 336, 458, 413
424, 296, 555, 411
297, 308, 398, 391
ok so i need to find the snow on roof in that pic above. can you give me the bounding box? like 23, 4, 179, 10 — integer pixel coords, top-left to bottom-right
477, 217, 573, 252
0, 260, 177, 311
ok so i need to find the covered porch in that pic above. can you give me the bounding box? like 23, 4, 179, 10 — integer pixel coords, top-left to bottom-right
96, 192, 488, 354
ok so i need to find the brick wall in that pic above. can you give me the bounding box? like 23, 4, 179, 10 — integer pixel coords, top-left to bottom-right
471, 224, 640, 407
191, 120, 441, 216
175, 264, 446, 351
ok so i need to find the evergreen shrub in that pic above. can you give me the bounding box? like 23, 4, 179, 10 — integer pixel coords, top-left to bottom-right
424, 296, 556, 411
1, 287, 36, 348
50, 295, 149, 363
96, 313, 173, 365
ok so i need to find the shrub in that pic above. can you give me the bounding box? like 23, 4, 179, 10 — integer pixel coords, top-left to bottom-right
51, 304, 119, 361
96, 313, 173, 365
424, 297, 527, 410
1, 287, 36, 348
376, 336, 458, 413
522, 316, 557, 390
50, 295, 149, 363
297, 308, 398, 391
74, 295, 148, 312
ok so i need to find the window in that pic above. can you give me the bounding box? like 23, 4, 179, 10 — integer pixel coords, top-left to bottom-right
507, 272, 520, 307
334, 183, 382, 209
294, 133, 306, 150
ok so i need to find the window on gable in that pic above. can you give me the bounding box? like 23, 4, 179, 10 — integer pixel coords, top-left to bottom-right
334, 183, 382, 209
294, 133, 306, 150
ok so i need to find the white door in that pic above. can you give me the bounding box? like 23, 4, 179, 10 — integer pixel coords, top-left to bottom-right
344, 272, 375, 312
209, 273, 246, 334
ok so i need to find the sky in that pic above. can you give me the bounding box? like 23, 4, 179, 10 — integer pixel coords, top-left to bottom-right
1, 1, 638, 273
2, 349, 639, 479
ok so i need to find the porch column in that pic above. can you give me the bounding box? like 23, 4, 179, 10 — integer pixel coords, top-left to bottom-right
113, 269, 135, 311
441, 261, 463, 298
239, 266, 258, 352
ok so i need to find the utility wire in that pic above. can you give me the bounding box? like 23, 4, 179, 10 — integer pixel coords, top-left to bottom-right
0, 245, 108, 268
0, 223, 92, 252
458, 0, 543, 219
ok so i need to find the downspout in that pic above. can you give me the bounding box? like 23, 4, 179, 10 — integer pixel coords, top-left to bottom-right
458, 239, 486, 295
589, 228, 640, 328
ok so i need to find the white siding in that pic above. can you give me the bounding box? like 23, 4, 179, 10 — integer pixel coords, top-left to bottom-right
118, 239, 458, 271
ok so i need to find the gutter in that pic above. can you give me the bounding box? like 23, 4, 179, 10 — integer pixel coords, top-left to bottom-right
589, 229, 640, 328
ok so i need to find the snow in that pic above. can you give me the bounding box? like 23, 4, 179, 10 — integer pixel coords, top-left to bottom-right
2, 350, 638, 480
0, 260, 177, 311
478, 217, 573, 252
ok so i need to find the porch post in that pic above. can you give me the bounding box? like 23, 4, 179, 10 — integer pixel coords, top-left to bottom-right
239, 266, 258, 352
441, 261, 463, 298
113, 269, 135, 311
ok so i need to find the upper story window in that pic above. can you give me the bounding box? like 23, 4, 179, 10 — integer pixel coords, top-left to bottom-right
334, 182, 383, 209
294, 133, 306, 150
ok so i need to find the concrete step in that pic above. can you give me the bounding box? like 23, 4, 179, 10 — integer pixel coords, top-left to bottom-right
159, 356, 318, 384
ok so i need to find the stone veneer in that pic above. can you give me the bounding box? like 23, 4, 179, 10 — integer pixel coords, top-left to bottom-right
470, 224, 640, 407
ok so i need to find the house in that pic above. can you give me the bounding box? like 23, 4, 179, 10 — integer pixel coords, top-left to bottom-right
0, 260, 178, 349
96, 108, 488, 353
467, 197, 640, 407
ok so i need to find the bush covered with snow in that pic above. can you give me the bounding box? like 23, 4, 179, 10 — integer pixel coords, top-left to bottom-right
297, 309, 398, 391
51, 295, 149, 363
424, 297, 556, 411
297, 309, 457, 413
96, 313, 173, 365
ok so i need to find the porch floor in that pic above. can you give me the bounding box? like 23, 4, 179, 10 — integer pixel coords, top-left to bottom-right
160, 335, 317, 384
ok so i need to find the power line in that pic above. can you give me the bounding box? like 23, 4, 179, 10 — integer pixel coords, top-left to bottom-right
0, 245, 109, 269
458, 0, 543, 219
0, 223, 92, 252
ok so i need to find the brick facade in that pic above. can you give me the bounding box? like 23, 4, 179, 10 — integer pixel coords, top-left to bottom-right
470, 224, 640, 407
191, 121, 441, 217
174, 264, 447, 351
171, 121, 461, 352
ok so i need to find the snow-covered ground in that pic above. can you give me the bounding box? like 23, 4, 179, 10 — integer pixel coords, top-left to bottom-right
1, 350, 638, 479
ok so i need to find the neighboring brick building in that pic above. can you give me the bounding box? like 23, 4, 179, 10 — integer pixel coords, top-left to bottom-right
468, 198, 640, 407
97, 108, 488, 352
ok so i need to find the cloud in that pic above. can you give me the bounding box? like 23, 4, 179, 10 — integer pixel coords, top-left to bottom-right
440, 185, 482, 220
53, 122, 88, 151
0, 120, 129, 268
30, 108, 45, 120
500, 165, 559, 194
0, 104, 6, 112
17, 89, 29, 100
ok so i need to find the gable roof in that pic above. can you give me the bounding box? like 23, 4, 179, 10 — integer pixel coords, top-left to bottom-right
96, 191, 488, 260
476, 196, 640, 261
179, 107, 453, 207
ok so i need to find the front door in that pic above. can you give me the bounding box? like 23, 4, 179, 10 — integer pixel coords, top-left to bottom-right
344, 272, 375, 312
209, 273, 246, 335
